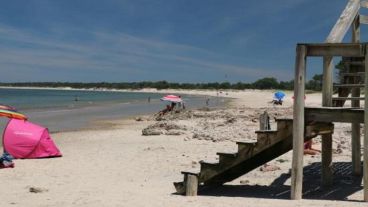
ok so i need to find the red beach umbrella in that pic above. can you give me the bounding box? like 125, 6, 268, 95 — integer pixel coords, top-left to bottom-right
160, 95, 183, 103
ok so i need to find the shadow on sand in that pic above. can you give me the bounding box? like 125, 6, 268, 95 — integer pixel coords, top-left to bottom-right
199, 162, 363, 201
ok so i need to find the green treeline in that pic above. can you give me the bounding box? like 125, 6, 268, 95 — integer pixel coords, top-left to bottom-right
0, 74, 323, 91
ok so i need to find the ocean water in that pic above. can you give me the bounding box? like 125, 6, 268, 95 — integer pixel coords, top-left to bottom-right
0, 88, 226, 132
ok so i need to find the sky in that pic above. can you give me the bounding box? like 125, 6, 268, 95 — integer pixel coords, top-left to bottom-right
0, 0, 363, 83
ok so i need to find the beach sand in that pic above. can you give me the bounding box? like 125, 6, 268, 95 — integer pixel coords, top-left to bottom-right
0, 89, 366, 207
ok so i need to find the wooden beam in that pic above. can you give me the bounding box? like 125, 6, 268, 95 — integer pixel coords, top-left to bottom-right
321, 55, 333, 186
305, 43, 364, 57
334, 84, 365, 88
322, 134, 333, 186
352, 120, 362, 175
340, 72, 365, 76
364, 45, 368, 201
322, 56, 333, 106
326, 0, 360, 43
360, 15, 368, 25
352, 14, 360, 43
291, 45, 307, 200
332, 97, 364, 101
305, 107, 364, 123
352, 16, 362, 176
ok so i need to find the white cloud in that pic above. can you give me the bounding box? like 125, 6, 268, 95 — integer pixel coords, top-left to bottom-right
0, 24, 281, 82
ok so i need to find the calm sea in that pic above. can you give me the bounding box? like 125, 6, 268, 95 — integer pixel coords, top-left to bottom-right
0, 88, 225, 132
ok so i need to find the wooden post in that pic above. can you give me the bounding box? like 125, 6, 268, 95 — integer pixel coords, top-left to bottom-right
321, 56, 334, 186
352, 14, 360, 43
352, 14, 362, 176
259, 111, 270, 130
364, 45, 368, 202
322, 56, 333, 107
185, 174, 198, 196
291, 44, 307, 200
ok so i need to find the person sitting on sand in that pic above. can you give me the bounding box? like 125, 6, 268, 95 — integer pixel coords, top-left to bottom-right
271, 99, 283, 105
171, 102, 176, 110
304, 139, 321, 155
158, 105, 172, 116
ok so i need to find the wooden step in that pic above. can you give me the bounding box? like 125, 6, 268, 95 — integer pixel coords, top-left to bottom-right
199, 161, 221, 181
236, 141, 257, 152
256, 130, 278, 145
181, 171, 200, 176
340, 72, 365, 77
332, 97, 364, 101
217, 152, 237, 164
275, 118, 293, 131
334, 84, 364, 88
199, 161, 219, 172
343, 61, 365, 66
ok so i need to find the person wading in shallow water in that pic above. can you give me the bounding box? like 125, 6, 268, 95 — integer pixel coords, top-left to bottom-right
206, 98, 210, 106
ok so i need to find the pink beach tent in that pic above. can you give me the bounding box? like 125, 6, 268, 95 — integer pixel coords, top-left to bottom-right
3, 119, 62, 159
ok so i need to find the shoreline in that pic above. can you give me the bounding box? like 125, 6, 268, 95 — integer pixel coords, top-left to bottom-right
0, 87, 233, 133
0, 85, 292, 98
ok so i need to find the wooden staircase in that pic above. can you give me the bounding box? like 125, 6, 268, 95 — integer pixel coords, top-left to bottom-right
333, 57, 364, 107
174, 118, 333, 195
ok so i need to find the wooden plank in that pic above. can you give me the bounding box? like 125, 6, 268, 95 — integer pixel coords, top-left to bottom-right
305, 107, 364, 123
362, 0, 368, 8
344, 61, 365, 66
360, 15, 368, 25
364, 45, 368, 201
351, 20, 362, 175
305, 43, 364, 57
332, 97, 364, 100
185, 174, 198, 196
352, 14, 360, 43
323, 56, 333, 106
291, 45, 307, 200
334, 84, 364, 88
340, 72, 365, 77
326, 0, 360, 43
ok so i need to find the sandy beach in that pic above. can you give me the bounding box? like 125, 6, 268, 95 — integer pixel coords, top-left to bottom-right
0, 89, 366, 207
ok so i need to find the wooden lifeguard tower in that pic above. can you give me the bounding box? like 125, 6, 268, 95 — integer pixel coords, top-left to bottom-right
291, 0, 368, 201
174, 0, 368, 202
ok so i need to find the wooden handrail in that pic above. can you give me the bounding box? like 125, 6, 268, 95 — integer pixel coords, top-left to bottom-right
326, 0, 360, 43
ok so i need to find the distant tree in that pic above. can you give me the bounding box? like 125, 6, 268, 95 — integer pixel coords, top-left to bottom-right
252, 77, 279, 89
306, 74, 322, 91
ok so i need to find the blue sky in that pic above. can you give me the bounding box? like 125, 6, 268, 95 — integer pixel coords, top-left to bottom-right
0, 0, 361, 83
